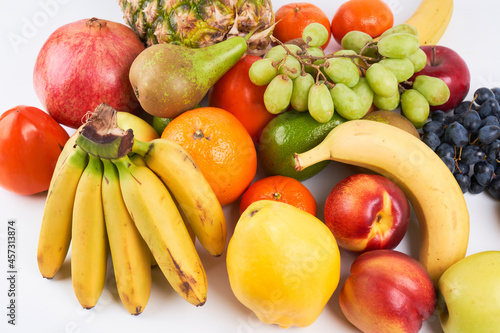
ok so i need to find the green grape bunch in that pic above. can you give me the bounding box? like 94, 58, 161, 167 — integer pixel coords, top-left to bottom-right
248, 22, 450, 126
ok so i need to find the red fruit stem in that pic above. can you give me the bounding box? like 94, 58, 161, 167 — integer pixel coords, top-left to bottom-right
86, 18, 108, 35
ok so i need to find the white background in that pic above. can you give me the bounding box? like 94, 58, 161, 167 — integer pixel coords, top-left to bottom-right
1, 0, 500, 332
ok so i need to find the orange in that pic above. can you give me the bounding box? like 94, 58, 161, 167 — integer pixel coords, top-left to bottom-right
239, 175, 317, 216
161, 107, 257, 206
273, 2, 331, 49
331, 0, 394, 45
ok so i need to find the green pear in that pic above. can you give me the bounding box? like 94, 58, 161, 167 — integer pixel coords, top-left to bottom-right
129, 37, 248, 119
437, 250, 500, 333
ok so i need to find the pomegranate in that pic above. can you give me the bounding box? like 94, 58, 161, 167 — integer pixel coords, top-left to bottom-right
33, 18, 145, 129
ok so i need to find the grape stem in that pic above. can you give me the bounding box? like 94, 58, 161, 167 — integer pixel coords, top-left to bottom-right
269, 35, 380, 86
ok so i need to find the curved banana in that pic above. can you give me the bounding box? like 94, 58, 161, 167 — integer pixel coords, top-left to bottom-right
294, 120, 469, 284
133, 138, 227, 257
71, 154, 108, 309
113, 155, 207, 306
102, 159, 151, 315
37, 145, 88, 279
405, 0, 454, 45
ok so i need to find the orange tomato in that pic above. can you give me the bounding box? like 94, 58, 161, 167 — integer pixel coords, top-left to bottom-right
161, 107, 257, 206
331, 0, 394, 45
208, 55, 275, 144
273, 2, 332, 49
239, 175, 317, 216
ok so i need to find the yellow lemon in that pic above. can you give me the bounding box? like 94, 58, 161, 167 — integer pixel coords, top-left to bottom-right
227, 200, 341, 328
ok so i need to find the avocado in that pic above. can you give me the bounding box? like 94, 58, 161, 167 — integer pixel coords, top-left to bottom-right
258, 110, 347, 181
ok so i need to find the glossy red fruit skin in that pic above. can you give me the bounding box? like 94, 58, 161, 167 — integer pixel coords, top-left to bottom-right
0, 106, 69, 195
324, 173, 410, 253
208, 54, 275, 144
413, 45, 471, 112
33, 18, 145, 129
339, 250, 437, 333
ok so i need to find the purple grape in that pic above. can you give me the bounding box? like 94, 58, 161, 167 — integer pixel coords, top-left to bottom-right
460, 145, 485, 165
474, 87, 495, 105
422, 132, 441, 151
478, 125, 500, 144
436, 142, 455, 159
474, 161, 495, 186
444, 121, 469, 147
462, 110, 481, 134
455, 173, 471, 194
487, 176, 500, 200
441, 156, 456, 173
478, 98, 500, 119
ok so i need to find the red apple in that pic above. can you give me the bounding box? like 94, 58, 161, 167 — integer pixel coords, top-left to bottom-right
340, 250, 437, 333
324, 173, 410, 253
413, 45, 470, 112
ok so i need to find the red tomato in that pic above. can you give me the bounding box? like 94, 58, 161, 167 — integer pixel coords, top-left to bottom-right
0, 106, 70, 195
208, 54, 275, 144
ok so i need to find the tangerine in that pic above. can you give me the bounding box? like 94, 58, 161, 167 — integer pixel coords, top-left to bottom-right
239, 175, 317, 216
331, 0, 394, 45
161, 107, 257, 206
273, 2, 331, 49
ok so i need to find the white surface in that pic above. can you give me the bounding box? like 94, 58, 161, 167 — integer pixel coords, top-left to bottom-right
0, 1, 499, 332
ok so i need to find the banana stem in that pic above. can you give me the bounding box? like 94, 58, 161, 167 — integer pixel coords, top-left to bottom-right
294, 143, 332, 171
76, 104, 134, 159
131, 139, 152, 157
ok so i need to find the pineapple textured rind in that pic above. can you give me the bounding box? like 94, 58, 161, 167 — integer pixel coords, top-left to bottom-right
118, 0, 274, 54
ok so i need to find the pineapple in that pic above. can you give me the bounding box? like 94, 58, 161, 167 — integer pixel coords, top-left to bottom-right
118, 0, 275, 55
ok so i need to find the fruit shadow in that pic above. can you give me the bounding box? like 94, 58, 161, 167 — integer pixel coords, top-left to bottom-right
196, 202, 254, 317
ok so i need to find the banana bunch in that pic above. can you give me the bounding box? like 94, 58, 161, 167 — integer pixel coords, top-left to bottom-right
294, 119, 469, 285
37, 104, 226, 314
404, 0, 454, 45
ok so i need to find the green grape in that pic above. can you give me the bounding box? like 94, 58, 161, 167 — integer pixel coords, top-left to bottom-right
278, 56, 301, 79
341, 30, 374, 54
291, 73, 315, 112
407, 48, 427, 73
352, 77, 374, 117
379, 23, 419, 39
334, 49, 357, 56
412, 75, 450, 106
373, 92, 400, 111
323, 57, 360, 88
378, 58, 415, 83
249, 58, 278, 86
400, 89, 430, 128
308, 83, 334, 123
303, 46, 325, 74
330, 83, 364, 120
264, 44, 302, 62
264, 75, 293, 114
365, 63, 399, 97
377, 33, 420, 59
302, 22, 329, 47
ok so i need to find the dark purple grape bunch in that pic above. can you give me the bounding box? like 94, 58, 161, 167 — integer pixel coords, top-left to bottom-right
421, 87, 500, 198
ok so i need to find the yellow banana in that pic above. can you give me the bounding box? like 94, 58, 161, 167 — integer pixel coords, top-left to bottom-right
49, 127, 80, 189
294, 120, 469, 284
71, 154, 108, 309
113, 155, 207, 306
133, 138, 227, 257
405, 0, 454, 45
37, 145, 88, 279
102, 159, 151, 315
